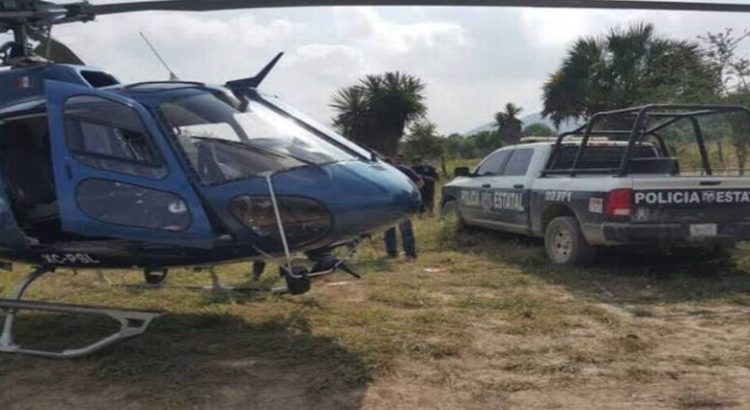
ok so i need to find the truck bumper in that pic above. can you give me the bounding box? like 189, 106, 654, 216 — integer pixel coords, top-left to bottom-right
583, 222, 750, 247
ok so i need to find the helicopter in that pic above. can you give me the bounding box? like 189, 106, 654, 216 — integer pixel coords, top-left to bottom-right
0, 0, 747, 359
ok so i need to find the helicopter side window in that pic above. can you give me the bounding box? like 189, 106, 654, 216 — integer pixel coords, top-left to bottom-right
76, 179, 190, 231
64, 96, 166, 179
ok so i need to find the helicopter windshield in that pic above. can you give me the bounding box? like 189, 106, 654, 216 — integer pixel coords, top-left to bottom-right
158, 91, 359, 184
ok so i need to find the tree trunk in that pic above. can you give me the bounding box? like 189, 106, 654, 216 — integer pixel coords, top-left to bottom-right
729, 112, 749, 176
737, 147, 746, 176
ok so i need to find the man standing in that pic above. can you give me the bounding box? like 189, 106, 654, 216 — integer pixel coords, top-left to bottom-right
384, 156, 423, 260
412, 157, 439, 214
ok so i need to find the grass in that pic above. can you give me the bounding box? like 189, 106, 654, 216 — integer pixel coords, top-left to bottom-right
3, 215, 750, 408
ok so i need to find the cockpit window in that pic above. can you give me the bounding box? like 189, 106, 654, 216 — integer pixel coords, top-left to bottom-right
158, 91, 359, 184
261, 93, 373, 159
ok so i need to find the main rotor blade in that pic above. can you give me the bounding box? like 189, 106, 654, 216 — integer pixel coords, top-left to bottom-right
88, 0, 750, 15
29, 30, 85, 65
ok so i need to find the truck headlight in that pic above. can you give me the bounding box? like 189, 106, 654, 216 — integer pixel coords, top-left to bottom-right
229, 195, 332, 244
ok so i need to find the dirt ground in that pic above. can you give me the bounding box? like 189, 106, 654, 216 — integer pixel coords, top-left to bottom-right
2, 219, 750, 409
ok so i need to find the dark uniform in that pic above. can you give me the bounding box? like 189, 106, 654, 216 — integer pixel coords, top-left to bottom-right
384, 163, 421, 259
413, 163, 439, 213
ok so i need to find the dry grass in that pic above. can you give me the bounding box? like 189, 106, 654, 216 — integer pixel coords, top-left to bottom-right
2, 216, 750, 409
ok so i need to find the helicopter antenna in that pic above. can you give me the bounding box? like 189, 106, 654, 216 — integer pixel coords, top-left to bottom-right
249, 52, 284, 88
139, 31, 179, 81
225, 52, 284, 91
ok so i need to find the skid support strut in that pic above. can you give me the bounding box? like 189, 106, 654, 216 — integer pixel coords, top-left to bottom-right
0, 267, 162, 359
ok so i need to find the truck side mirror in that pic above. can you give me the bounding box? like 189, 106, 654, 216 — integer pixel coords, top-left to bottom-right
454, 167, 471, 177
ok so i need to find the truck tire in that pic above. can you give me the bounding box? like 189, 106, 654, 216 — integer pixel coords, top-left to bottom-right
706, 243, 735, 260
441, 200, 465, 228
544, 216, 595, 265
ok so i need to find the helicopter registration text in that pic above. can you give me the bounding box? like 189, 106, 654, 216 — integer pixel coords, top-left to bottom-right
41, 253, 101, 265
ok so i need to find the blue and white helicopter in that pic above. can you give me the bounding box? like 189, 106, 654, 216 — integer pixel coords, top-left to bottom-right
0, 0, 745, 358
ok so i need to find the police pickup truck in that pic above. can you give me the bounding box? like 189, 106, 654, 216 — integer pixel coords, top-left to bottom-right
441, 105, 750, 265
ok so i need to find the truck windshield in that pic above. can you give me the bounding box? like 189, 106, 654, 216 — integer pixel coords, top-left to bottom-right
159, 91, 358, 184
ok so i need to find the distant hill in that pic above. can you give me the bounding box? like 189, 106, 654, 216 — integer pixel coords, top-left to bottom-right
464, 112, 582, 136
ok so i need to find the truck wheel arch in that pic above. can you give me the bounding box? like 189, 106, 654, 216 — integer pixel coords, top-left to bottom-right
441, 195, 458, 210
440, 195, 458, 215
540, 203, 577, 233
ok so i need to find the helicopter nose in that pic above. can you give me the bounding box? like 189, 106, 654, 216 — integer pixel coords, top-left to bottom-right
327, 161, 422, 236
217, 160, 421, 249
274, 161, 421, 239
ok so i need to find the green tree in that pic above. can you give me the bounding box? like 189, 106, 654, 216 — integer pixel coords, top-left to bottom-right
523, 122, 555, 137
495, 103, 524, 144
443, 133, 477, 159
701, 28, 750, 174
471, 131, 504, 156
402, 120, 444, 160
331, 71, 427, 157
700, 28, 750, 93
329, 86, 371, 147
542, 22, 720, 127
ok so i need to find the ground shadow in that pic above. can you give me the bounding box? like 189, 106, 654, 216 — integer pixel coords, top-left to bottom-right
452, 226, 750, 305
0, 311, 369, 410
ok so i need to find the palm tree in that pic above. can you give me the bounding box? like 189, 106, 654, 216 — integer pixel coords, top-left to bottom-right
331, 71, 427, 157
331, 86, 371, 146
495, 103, 524, 144
542, 22, 720, 128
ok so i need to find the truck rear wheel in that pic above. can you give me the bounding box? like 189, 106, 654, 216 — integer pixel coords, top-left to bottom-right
544, 216, 595, 265
706, 243, 735, 260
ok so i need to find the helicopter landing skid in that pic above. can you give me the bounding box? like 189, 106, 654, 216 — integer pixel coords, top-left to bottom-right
0, 267, 162, 359
113, 266, 291, 294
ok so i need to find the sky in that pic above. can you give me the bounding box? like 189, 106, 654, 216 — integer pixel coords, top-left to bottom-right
23, 1, 750, 134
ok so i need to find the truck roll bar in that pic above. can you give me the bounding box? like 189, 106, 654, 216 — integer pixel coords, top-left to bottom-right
546, 104, 750, 177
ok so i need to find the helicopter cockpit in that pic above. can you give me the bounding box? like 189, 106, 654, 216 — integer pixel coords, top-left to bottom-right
157, 89, 365, 185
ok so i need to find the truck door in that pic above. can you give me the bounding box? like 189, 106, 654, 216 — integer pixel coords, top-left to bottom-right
45, 80, 215, 248
458, 150, 510, 223
481, 148, 534, 232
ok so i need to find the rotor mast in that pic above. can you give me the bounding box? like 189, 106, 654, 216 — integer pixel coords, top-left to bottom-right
0, 0, 93, 66
12, 24, 28, 57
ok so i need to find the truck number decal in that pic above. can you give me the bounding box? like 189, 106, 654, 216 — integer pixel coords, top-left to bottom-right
545, 191, 572, 202
41, 253, 101, 265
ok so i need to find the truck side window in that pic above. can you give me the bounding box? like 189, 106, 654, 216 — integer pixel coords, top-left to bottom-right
64, 95, 166, 179
476, 151, 510, 176
503, 149, 533, 176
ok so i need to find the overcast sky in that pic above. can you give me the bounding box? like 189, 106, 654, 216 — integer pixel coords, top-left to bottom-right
29, 2, 750, 134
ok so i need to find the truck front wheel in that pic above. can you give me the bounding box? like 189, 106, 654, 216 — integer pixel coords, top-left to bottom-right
441, 200, 465, 228
544, 216, 595, 265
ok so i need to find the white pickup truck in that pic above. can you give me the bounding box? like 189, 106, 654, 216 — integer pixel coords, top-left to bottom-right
441, 104, 750, 265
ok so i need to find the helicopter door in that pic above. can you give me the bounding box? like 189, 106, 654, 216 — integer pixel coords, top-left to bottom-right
0, 167, 30, 250
45, 80, 215, 249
